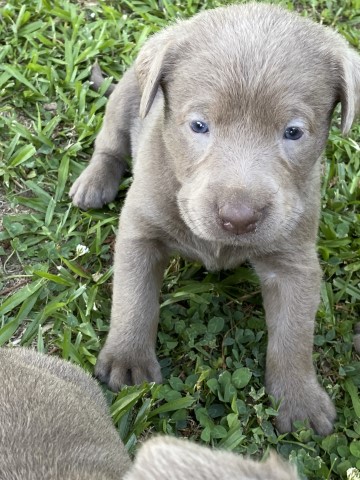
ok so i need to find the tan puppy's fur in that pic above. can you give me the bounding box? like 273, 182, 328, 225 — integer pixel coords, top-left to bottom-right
127, 437, 299, 480
0, 347, 299, 480
0, 347, 131, 480
70, 3, 360, 435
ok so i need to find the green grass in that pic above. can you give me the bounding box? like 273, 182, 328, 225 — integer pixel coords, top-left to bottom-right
0, 0, 359, 478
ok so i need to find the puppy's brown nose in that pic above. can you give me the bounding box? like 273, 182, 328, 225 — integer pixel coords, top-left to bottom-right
219, 204, 261, 234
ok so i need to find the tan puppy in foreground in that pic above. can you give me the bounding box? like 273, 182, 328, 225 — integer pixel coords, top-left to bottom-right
70, 3, 360, 435
0, 347, 298, 480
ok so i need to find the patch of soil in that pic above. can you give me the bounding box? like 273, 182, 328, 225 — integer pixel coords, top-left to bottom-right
0, 187, 31, 296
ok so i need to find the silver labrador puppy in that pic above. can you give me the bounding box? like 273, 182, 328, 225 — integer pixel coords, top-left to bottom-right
70, 3, 360, 435
1, 347, 299, 480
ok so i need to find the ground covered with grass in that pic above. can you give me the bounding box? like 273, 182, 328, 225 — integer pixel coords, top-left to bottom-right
0, 0, 359, 478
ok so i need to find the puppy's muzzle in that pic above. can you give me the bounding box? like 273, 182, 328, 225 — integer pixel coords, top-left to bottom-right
219, 203, 262, 235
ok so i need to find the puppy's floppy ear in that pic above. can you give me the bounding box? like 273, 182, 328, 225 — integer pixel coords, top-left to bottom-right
339, 46, 360, 134
135, 27, 180, 119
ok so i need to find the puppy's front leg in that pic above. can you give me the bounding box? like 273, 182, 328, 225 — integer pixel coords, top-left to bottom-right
95, 227, 168, 391
70, 68, 140, 210
253, 251, 336, 435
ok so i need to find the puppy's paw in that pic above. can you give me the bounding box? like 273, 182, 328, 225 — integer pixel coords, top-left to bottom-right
70, 165, 120, 210
95, 344, 162, 391
272, 379, 336, 436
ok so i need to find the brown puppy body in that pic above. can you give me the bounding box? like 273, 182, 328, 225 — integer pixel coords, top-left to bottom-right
0, 347, 299, 479
70, 3, 360, 435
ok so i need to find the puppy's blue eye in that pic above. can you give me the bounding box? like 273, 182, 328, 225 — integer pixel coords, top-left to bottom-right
190, 120, 209, 134
284, 126, 303, 140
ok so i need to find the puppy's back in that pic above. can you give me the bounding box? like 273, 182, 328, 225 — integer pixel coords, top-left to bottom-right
0, 348, 131, 480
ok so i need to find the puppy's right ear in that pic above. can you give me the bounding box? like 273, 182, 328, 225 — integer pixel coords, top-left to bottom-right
135, 28, 179, 119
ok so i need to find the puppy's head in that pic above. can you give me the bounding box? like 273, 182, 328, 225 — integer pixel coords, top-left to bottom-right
136, 4, 360, 248
125, 436, 299, 480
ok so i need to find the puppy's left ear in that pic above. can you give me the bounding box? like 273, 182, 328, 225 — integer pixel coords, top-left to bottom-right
339, 47, 360, 134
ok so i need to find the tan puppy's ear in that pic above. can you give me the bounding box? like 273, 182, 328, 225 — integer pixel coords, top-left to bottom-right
135, 26, 183, 119
340, 47, 360, 134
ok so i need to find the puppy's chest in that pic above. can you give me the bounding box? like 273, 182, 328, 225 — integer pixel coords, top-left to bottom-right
167, 235, 247, 271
